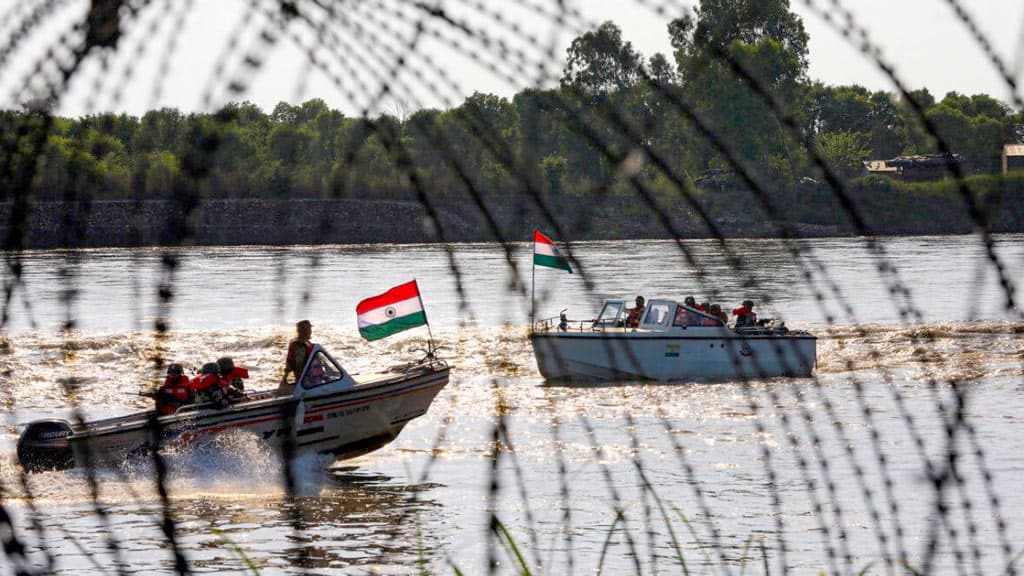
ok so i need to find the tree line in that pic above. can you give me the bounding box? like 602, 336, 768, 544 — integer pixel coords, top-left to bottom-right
2, 0, 1021, 217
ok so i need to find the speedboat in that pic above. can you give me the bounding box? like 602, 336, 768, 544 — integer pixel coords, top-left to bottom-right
17, 345, 450, 472
530, 299, 816, 382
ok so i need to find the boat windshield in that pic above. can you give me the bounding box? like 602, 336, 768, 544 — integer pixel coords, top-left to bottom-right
593, 300, 625, 328
672, 304, 725, 327
642, 301, 672, 327
301, 351, 346, 389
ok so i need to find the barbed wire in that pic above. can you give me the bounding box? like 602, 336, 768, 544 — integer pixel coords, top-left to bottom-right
0, 1, 1021, 574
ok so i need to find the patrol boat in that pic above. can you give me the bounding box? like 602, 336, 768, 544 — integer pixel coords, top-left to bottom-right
530, 298, 816, 382
17, 345, 449, 472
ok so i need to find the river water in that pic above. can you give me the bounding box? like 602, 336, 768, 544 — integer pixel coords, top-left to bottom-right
1, 235, 1023, 575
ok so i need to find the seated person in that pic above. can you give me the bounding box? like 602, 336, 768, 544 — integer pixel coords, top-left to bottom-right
673, 305, 688, 326
710, 304, 728, 324
625, 296, 646, 328
682, 296, 701, 325
191, 362, 227, 408
217, 357, 249, 401
155, 363, 192, 415
701, 306, 724, 326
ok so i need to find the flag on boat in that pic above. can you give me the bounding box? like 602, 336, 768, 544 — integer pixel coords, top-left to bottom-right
533, 230, 572, 273
356, 280, 429, 341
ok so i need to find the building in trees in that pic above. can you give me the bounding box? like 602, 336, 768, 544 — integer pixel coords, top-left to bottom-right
1002, 145, 1024, 174
863, 153, 962, 181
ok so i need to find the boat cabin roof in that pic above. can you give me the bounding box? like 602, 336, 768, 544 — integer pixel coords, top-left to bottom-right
594, 299, 725, 331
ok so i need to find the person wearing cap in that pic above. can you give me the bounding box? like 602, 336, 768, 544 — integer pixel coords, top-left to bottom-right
155, 363, 192, 415
191, 362, 227, 407
732, 300, 757, 327
280, 320, 314, 391
682, 296, 702, 326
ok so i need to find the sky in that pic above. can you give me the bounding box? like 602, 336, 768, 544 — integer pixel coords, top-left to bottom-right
1, 0, 1023, 117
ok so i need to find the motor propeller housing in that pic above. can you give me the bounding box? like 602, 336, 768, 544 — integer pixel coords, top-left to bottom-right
17, 419, 75, 472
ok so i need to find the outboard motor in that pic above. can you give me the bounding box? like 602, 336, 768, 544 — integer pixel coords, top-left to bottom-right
17, 419, 75, 472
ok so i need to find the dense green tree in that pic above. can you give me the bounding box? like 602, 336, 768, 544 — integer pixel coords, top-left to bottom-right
668, 0, 809, 177
648, 53, 677, 86
817, 131, 870, 180
561, 21, 644, 97
4, 6, 1021, 212
136, 108, 188, 154
540, 154, 568, 197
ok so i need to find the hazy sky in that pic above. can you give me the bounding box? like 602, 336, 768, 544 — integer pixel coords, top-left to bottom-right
2, 0, 1023, 117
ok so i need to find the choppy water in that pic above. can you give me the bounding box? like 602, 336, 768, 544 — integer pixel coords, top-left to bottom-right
2, 236, 1023, 575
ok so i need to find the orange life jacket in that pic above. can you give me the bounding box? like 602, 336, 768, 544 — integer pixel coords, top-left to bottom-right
159, 374, 192, 402
732, 305, 756, 326
626, 306, 644, 327
190, 372, 221, 394
701, 315, 721, 326
219, 366, 249, 389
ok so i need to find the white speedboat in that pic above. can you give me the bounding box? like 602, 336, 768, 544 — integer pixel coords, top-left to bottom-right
530, 299, 816, 382
17, 345, 449, 472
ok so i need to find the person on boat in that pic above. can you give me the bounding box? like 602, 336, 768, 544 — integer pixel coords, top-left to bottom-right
625, 296, 646, 328
732, 300, 757, 327
217, 356, 249, 402
280, 319, 314, 392
191, 362, 228, 407
710, 304, 729, 324
673, 305, 688, 327
155, 363, 192, 415
682, 296, 702, 325
701, 304, 725, 326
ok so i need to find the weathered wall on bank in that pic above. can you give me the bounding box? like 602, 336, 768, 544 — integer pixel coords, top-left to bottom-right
8, 187, 1021, 249
2, 197, 841, 249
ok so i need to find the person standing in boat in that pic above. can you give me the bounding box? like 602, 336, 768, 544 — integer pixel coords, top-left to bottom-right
280, 319, 314, 391
625, 296, 646, 328
732, 300, 757, 327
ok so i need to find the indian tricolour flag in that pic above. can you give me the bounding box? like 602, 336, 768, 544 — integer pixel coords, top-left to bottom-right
533, 230, 572, 273
356, 280, 428, 341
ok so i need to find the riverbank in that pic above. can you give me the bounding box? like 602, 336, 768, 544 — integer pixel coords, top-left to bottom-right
2, 179, 1022, 249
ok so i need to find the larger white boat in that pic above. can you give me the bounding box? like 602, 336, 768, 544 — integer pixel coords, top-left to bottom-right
530, 299, 816, 382
17, 345, 449, 472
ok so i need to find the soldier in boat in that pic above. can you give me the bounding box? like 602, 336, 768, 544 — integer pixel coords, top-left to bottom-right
279, 319, 314, 392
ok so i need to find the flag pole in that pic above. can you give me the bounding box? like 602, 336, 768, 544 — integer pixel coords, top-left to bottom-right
414, 279, 436, 358
530, 233, 536, 332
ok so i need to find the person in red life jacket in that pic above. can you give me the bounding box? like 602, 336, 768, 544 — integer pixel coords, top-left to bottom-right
625, 296, 646, 328
732, 299, 757, 327
280, 319, 314, 392
701, 304, 724, 326
155, 363, 192, 415
217, 356, 249, 402
678, 296, 697, 326
699, 301, 711, 313
711, 303, 729, 324
191, 362, 227, 407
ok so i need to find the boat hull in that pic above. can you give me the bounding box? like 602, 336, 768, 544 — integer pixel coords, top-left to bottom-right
19, 365, 449, 472
531, 330, 816, 382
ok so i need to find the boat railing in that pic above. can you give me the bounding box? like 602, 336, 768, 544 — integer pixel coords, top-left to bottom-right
733, 319, 812, 337
387, 354, 449, 374
164, 390, 283, 417
533, 315, 594, 333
